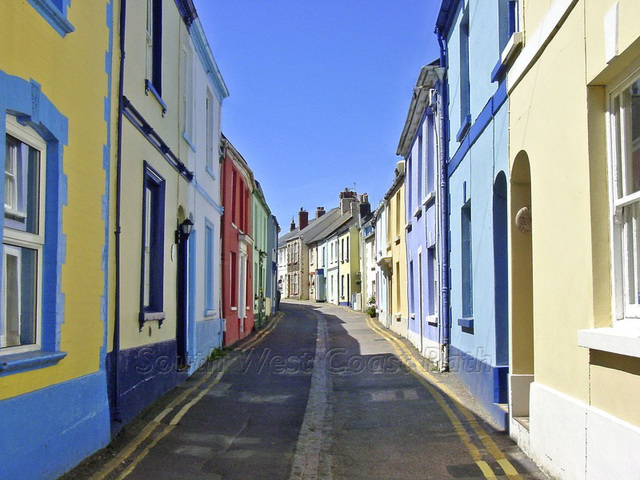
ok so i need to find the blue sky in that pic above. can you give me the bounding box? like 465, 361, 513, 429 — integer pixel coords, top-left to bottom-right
195, 1, 441, 232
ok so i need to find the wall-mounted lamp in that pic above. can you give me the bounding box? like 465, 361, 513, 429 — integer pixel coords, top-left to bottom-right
176, 218, 194, 243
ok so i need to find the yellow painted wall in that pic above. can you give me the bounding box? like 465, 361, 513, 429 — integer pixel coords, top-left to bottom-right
389, 184, 408, 319
0, 2, 111, 399
508, 6, 591, 401
112, 0, 190, 351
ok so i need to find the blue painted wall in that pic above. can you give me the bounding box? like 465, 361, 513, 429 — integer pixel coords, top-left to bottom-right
441, 0, 510, 429
0, 372, 111, 480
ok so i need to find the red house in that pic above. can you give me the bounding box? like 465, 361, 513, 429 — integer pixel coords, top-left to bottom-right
221, 135, 254, 345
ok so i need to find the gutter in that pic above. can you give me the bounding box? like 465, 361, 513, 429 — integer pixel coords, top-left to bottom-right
437, 29, 451, 372
111, 0, 127, 426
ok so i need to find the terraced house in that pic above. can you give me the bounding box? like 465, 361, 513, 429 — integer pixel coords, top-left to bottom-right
506, 0, 640, 477
0, 2, 113, 478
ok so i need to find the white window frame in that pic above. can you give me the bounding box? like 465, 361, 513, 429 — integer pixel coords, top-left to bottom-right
182, 45, 194, 144
2, 117, 46, 354
607, 67, 640, 324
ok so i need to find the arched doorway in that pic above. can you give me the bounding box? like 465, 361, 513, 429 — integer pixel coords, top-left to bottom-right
493, 171, 509, 404
510, 152, 534, 419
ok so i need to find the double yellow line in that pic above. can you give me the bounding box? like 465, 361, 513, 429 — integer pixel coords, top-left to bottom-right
365, 316, 521, 480
91, 314, 283, 480
239, 313, 283, 352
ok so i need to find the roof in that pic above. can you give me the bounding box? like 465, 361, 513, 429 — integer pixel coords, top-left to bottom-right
436, 0, 461, 35
304, 209, 354, 245
396, 62, 444, 158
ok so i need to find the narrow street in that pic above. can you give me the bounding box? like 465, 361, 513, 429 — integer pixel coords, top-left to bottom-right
72, 301, 545, 480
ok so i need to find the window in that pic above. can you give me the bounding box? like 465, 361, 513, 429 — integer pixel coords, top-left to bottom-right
426, 115, 435, 193
205, 89, 214, 173
417, 130, 423, 201
458, 5, 471, 141
427, 247, 436, 317
205, 222, 215, 313
346, 238, 350, 261
609, 73, 640, 321
146, 0, 163, 98
461, 200, 473, 318
140, 164, 165, 325
2, 121, 45, 351
230, 252, 237, 307
182, 47, 194, 145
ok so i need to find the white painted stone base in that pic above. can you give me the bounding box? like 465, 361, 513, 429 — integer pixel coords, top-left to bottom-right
407, 330, 442, 367
407, 329, 420, 351
519, 382, 640, 480
389, 314, 408, 339
585, 401, 640, 480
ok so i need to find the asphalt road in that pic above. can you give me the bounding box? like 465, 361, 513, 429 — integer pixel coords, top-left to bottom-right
68, 301, 546, 480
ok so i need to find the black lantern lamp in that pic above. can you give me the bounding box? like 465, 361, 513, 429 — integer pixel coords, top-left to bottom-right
176, 218, 194, 243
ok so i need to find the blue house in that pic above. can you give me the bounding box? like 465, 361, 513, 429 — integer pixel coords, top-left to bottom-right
436, 0, 516, 429
397, 63, 446, 366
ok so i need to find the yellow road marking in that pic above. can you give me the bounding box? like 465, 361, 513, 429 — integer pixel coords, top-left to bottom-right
91, 313, 283, 480
365, 316, 523, 479
477, 460, 497, 478
240, 314, 282, 352
113, 425, 175, 480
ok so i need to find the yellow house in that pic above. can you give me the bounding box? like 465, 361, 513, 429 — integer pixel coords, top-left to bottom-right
337, 223, 360, 307
107, 0, 195, 427
387, 162, 408, 338
0, 1, 113, 478
507, 0, 640, 477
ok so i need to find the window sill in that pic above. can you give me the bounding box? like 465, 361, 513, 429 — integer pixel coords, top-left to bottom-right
205, 165, 217, 180
139, 311, 166, 330
578, 325, 640, 358
182, 131, 196, 152
491, 32, 524, 83
0, 350, 67, 376
230, 306, 237, 311
204, 309, 216, 318
456, 114, 471, 142
145, 80, 167, 115
423, 191, 436, 207
27, 0, 74, 37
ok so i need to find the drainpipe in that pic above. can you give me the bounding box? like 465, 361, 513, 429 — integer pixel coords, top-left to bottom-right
437, 29, 451, 372
111, 0, 127, 425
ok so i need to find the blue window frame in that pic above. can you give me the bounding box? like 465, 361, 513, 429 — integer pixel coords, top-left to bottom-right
205, 221, 215, 313
27, 0, 74, 37
146, 0, 163, 98
457, 5, 471, 142
140, 163, 165, 328
0, 73, 69, 375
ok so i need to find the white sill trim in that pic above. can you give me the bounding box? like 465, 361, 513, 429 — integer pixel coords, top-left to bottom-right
578, 325, 640, 358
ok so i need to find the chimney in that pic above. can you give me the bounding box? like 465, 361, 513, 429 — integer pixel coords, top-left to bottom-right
339, 188, 357, 215
359, 193, 371, 216
316, 207, 325, 218
298, 208, 309, 231
290, 217, 296, 232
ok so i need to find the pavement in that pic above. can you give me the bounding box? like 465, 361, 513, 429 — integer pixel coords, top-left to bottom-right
60, 300, 547, 480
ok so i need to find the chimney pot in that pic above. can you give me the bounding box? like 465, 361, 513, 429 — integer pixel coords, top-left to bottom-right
298, 208, 309, 231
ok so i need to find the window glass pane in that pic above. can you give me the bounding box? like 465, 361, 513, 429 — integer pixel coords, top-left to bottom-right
622, 82, 640, 195
143, 187, 152, 307
613, 95, 623, 199
631, 80, 640, 191
624, 202, 640, 307
4, 134, 40, 234
2, 245, 37, 348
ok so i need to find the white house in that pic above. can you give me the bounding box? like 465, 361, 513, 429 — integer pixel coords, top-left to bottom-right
184, 18, 228, 371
